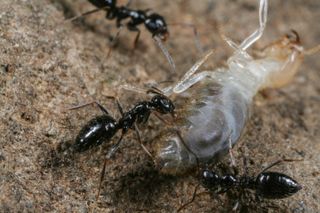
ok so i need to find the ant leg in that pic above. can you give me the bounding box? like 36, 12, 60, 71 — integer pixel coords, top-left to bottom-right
69, 101, 109, 115
107, 26, 124, 58
97, 132, 124, 199
127, 23, 141, 50
153, 36, 176, 73
133, 124, 156, 163
239, 0, 268, 51
105, 96, 124, 116
133, 29, 141, 50
106, 132, 124, 159
177, 183, 201, 212
97, 155, 108, 199
261, 158, 302, 173
153, 112, 171, 125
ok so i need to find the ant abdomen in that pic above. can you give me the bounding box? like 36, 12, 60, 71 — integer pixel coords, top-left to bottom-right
255, 172, 302, 199
74, 115, 117, 152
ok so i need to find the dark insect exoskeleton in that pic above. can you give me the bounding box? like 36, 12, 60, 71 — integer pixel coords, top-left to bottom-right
70, 92, 175, 198
177, 158, 302, 212
202, 170, 302, 199
74, 115, 117, 152
70, 0, 169, 44
72, 93, 175, 157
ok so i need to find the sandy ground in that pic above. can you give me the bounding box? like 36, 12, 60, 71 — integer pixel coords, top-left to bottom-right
0, 0, 319, 212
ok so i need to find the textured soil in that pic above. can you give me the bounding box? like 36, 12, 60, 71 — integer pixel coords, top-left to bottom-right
0, 0, 319, 212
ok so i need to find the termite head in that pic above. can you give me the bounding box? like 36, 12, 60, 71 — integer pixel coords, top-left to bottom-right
260, 30, 305, 88
262, 30, 304, 60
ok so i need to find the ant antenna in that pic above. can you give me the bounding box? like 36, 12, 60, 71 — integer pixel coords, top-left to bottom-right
153, 36, 176, 73
65, 6, 109, 23
146, 86, 165, 95
260, 158, 303, 173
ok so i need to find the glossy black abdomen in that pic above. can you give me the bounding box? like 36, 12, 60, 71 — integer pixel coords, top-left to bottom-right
256, 172, 302, 199
74, 115, 117, 152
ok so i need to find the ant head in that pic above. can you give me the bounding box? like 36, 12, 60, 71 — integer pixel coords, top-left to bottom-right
151, 95, 175, 115
145, 14, 169, 41
201, 169, 219, 188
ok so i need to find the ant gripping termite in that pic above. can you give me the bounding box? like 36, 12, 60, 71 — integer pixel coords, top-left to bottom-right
69, 0, 169, 46
70, 90, 175, 197
71, 91, 175, 155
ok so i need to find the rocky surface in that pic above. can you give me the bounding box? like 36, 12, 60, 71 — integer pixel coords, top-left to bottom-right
0, 0, 319, 212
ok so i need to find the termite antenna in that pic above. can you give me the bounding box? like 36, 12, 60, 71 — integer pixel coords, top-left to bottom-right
303, 44, 320, 56
153, 36, 176, 73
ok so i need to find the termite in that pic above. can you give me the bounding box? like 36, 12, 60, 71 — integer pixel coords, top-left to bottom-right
148, 0, 320, 175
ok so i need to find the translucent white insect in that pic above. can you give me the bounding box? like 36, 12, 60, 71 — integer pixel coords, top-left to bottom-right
152, 0, 319, 175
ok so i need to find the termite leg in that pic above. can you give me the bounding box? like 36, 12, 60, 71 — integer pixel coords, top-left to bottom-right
239, 0, 268, 50
227, 131, 236, 168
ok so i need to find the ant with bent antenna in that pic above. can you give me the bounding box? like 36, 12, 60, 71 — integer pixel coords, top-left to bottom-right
69, 88, 175, 197
68, 0, 169, 49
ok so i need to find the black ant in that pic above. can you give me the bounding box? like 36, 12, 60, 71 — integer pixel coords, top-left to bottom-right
174, 132, 302, 212
72, 92, 175, 155
69, 0, 169, 46
70, 90, 175, 197
177, 158, 302, 212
